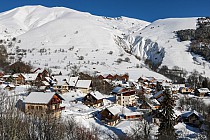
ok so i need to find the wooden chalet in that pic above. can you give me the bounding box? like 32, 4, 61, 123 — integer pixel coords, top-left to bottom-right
172, 84, 185, 94
76, 80, 92, 94
53, 75, 70, 93
179, 87, 193, 94
178, 110, 203, 127
83, 91, 104, 107
22, 73, 40, 86
97, 75, 105, 80
139, 98, 160, 111
24, 92, 65, 117
194, 88, 210, 97
105, 74, 114, 81
100, 106, 121, 126
123, 111, 143, 120
0, 72, 4, 78
14, 73, 26, 85
138, 76, 155, 84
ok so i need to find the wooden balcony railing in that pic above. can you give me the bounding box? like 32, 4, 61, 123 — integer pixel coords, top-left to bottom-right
46, 107, 65, 114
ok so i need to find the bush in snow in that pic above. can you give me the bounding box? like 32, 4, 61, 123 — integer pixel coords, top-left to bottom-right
116, 58, 123, 64
108, 51, 113, 55
124, 57, 130, 62
78, 56, 84, 60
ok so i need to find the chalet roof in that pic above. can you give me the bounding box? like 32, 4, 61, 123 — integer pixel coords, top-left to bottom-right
45, 77, 52, 82
107, 106, 121, 116
3, 75, 11, 78
24, 92, 64, 104
162, 82, 172, 88
181, 110, 203, 120
151, 99, 160, 106
118, 90, 136, 96
123, 107, 143, 116
12, 74, 19, 78
146, 77, 155, 81
197, 88, 210, 93
22, 73, 39, 81
1, 84, 15, 89
76, 80, 91, 88
155, 79, 165, 83
39, 86, 47, 90
42, 81, 50, 86
172, 84, 185, 91
53, 75, 69, 86
153, 91, 163, 98
112, 86, 125, 93
90, 91, 104, 100
68, 77, 79, 87
157, 96, 164, 102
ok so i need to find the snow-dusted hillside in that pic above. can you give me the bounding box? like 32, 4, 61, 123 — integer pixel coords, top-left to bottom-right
0, 6, 164, 80
0, 5, 208, 79
124, 18, 210, 76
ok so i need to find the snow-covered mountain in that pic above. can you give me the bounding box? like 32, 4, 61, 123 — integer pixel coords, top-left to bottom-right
0, 5, 209, 79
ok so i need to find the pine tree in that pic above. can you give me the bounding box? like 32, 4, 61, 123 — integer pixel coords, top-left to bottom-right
157, 88, 177, 140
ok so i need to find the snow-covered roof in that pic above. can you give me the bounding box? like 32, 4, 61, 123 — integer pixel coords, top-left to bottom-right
181, 110, 203, 120
53, 75, 69, 86
172, 84, 185, 91
76, 80, 91, 88
42, 81, 50, 86
3, 75, 11, 78
197, 88, 210, 93
123, 107, 143, 116
112, 86, 124, 93
107, 106, 121, 115
151, 99, 160, 106
157, 96, 164, 102
155, 79, 164, 83
153, 90, 163, 98
68, 77, 79, 87
1, 84, 15, 89
90, 91, 104, 100
24, 92, 63, 104
22, 73, 39, 81
12, 74, 19, 78
45, 77, 52, 82
39, 86, 47, 90
162, 82, 172, 88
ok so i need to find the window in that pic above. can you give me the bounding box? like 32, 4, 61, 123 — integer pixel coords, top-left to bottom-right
39, 106, 43, 110
31, 106, 34, 109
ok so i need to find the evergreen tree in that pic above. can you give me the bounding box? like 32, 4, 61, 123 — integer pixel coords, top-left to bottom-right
157, 89, 177, 140
202, 77, 208, 88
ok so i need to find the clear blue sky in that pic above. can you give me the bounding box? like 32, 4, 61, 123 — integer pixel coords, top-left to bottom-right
0, 0, 210, 22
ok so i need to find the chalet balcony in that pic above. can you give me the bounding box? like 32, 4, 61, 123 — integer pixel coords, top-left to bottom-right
50, 99, 62, 104
46, 107, 65, 114
102, 116, 120, 123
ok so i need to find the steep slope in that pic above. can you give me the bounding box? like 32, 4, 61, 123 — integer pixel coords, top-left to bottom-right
0, 6, 169, 80
123, 18, 210, 77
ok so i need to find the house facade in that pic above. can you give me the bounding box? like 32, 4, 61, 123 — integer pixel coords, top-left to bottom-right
76, 80, 92, 94
83, 91, 104, 107
100, 106, 120, 126
179, 110, 203, 127
24, 92, 65, 118
116, 90, 136, 107
194, 88, 210, 97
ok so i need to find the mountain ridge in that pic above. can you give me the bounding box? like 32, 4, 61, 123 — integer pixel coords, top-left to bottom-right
0, 5, 209, 80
